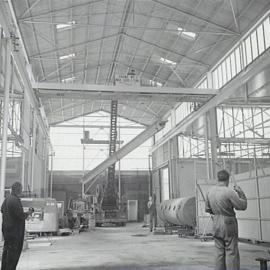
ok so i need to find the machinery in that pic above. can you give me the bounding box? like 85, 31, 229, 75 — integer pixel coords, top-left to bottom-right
94, 183, 127, 226
21, 198, 59, 234
157, 197, 196, 227
67, 195, 95, 231
94, 100, 127, 226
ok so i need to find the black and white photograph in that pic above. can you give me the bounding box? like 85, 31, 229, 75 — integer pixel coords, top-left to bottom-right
0, 0, 270, 269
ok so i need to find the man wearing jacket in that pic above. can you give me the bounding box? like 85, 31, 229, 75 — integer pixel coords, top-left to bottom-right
1, 182, 34, 270
205, 170, 247, 270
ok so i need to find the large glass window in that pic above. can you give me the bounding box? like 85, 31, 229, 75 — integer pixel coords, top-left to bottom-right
50, 111, 151, 171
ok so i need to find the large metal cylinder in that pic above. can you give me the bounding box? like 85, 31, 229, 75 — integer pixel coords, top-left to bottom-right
157, 197, 196, 227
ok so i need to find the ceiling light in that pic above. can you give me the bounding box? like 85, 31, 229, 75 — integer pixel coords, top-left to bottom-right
177, 27, 196, 40
56, 21, 75, 30
61, 76, 76, 83
59, 53, 75, 60
160, 57, 177, 65
150, 80, 162, 87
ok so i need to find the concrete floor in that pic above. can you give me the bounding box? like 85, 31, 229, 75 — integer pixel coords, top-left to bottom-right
17, 223, 269, 270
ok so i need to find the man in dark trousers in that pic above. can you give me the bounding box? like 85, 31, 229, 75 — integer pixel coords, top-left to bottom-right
1, 182, 34, 270
205, 170, 247, 270
147, 193, 157, 232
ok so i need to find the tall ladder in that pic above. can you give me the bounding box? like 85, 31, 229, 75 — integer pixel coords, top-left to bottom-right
107, 100, 118, 181
102, 100, 118, 210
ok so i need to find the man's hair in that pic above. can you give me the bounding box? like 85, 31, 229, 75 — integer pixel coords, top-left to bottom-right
217, 170, 230, 182
11, 181, 22, 192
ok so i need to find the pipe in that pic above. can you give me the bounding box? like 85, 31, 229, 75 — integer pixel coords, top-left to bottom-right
158, 197, 196, 227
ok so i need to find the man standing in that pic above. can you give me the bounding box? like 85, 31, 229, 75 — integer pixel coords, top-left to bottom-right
205, 170, 247, 270
1, 182, 34, 270
147, 194, 157, 232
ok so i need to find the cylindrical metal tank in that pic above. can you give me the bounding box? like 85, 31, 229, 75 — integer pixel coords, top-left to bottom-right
157, 196, 196, 227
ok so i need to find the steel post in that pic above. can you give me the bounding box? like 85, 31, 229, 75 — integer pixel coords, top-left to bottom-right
0, 38, 12, 240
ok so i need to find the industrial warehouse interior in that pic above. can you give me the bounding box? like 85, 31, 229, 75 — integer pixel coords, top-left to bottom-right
1, 0, 270, 269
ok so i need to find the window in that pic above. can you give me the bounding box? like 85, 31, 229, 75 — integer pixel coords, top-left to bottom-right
61, 76, 76, 82
218, 65, 223, 88
226, 57, 232, 81
160, 57, 177, 66
160, 167, 169, 201
213, 69, 218, 89
233, 108, 244, 138
177, 27, 197, 40
257, 24, 265, 55
245, 37, 252, 65
217, 108, 224, 137
175, 102, 193, 124
230, 52, 236, 78
221, 61, 227, 85
56, 21, 75, 30
235, 47, 241, 73
150, 80, 162, 87
263, 17, 270, 49
251, 31, 258, 60
59, 53, 75, 60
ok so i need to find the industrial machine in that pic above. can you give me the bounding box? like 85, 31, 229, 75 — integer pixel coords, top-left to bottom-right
67, 195, 95, 231
157, 197, 196, 227
21, 197, 59, 234
94, 100, 127, 226
94, 183, 127, 226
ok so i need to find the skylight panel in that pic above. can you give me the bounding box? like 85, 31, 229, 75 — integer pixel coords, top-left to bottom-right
61, 76, 76, 83
160, 57, 177, 66
56, 21, 76, 30
150, 80, 163, 87
59, 53, 75, 60
177, 27, 197, 40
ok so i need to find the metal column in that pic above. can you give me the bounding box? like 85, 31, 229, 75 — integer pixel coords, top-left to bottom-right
30, 112, 36, 192
50, 152, 54, 198
168, 136, 178, 198
0, 37, 12, 239
207, 108, 218, 179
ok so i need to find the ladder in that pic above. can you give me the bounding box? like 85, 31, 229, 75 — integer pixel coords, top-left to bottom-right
102, 100, 118, 210
107, 100, 118, 182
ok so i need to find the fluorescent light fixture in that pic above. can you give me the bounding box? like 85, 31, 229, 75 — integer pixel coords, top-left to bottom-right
160, 57, 177, 66
178, 27, 196, 40
59, 53, 75, 60
56, 21, 76, 30
150, 79, 162, 87
61, 76, 76, 82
